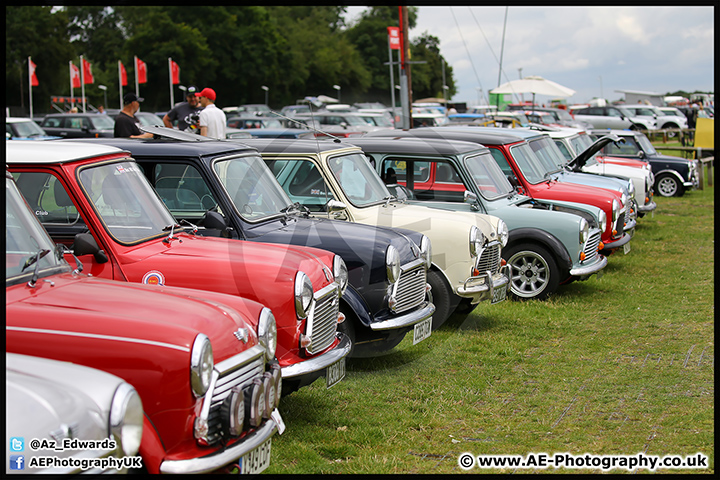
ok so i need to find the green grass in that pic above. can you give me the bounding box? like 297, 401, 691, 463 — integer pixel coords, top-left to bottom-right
267, 152, 713, 474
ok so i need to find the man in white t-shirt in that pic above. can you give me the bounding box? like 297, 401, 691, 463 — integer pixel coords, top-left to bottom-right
195, 87, 226, 139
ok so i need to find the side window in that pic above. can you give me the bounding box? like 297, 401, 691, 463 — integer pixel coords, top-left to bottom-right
154, 163, 216, 218
266, 159, 335, 212
11, 171, 86, 242
42, 117, 62, 128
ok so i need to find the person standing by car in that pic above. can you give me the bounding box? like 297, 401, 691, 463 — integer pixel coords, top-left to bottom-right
114, 93, 153, 138
163, 85, 203, 131
196, 87, 226, 139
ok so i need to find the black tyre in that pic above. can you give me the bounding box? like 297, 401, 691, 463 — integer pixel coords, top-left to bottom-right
453, 297, 479, 316
504, 243, 560, 301
427, 269, 453, 329
337, 307, 406, 358
655, 173, 682, 197
662, 123, 679, 138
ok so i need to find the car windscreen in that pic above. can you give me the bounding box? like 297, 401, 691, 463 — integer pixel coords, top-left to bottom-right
6, 176, 70, 281
78, 161, 176, 244
636, 134, 657, 155
528, 137, 567, 172
90, 115, 116, 130
9, 120, 47, 137
463, 151, 514, 200
327, 152, 392, 207
212, 154, 294, 221
507, 142, 548, 184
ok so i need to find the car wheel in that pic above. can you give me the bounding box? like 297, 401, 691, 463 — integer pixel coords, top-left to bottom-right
504, 243, 560, 301
453, 297, 479, 316
338, 308, 405, 358
336, 307, 356, 357
655, 173, 681, 197
427, 269, 453, 329
662, 123, 679, 138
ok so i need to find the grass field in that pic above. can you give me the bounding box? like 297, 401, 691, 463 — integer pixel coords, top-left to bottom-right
267, 153, 714, 474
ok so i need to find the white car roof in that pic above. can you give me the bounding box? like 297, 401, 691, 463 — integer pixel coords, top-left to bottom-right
6, 140, 126, 164
5, 117, 35, 123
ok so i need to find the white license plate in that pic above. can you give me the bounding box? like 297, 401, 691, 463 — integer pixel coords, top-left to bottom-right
491, 284, 508, 304
326, 357, 345, 388
413, 317, 433, 345
240, 438, 271, 474
623, 242, 631, 255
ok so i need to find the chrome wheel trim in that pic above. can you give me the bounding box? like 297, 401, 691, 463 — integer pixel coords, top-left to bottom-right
508, 250, 550, 299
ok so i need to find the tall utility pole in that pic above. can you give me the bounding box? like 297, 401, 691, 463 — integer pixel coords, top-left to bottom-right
399, 6, 413, 129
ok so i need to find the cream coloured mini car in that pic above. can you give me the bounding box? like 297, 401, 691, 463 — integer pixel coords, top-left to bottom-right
247, 138, 511, 328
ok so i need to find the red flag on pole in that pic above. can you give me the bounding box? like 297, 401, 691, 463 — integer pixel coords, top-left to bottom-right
70, 63, 81, 88
136, 57, 147, 84
29, 59, 39, 86
387, 27, 400, 50
82, 58, 94, 84
170, 60, 180, 84
119, 61, 127, 86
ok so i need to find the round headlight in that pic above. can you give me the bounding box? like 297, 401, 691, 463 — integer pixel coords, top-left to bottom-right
497, 219, 509, 247
469, 225, 484, 257
333, 255, 349, 295
579, 218, 589, 244
620, 192, 628, 207
294, 272, 313, 320
190, 334, 214, 398
598, 210, 607, 234
419, 235, 432, 269
611, 199, 620, 223
626, 180, 635, 198
258, 307, 277, 361
386, 245, 401, 284
110, 383, 143, 456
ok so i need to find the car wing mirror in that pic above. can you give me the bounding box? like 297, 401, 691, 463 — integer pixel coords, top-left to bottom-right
638, 151, 645, 159
326, 199, 347, 213
463, 190, 478, 204
73, 233, 108, 263
199, 210, 232, 237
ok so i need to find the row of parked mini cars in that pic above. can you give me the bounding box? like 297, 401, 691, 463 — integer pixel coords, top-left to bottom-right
5, 121, 699, 473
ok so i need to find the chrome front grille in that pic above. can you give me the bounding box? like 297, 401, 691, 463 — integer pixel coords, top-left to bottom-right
583, 230, 601, 261
305, 283, 339, 355
392, 262, 427, 313
205, 348, 265, 444
476, 242, 502, 274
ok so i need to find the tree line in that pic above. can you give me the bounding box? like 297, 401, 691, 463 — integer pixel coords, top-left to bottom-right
6, 6, 457, 114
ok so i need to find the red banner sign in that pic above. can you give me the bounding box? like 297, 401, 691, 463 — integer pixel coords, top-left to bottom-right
387, 27, 400, 50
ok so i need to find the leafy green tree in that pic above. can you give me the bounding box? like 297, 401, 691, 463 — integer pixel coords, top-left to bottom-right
267, 6, 371, 106
6, 6, 75, 114
409, 32, 457, 101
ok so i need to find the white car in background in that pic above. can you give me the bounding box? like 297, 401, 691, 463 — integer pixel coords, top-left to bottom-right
545, 129, 657, 218
569, 105, 657, 131
622, 105, 687, 134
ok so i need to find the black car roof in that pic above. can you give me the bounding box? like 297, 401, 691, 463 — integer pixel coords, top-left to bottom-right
366, 127, 526, 146
60, 137, 258, 158
348, 136, 488, 156
238, 138, 359, 154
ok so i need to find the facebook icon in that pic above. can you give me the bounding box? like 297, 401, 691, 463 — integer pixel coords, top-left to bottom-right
10, 455, 25, 470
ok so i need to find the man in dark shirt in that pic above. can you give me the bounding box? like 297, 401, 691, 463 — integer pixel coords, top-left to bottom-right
163, 85, 203, 132
114, 93, 153, 138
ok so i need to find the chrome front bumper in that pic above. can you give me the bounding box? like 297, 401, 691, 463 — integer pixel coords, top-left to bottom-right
456, 264, 511, 302
369, 301, 435, 331
569, 254, 608, 278
281, 332, 351, 380
638, 200, 657, 212
160, 414, 279, 474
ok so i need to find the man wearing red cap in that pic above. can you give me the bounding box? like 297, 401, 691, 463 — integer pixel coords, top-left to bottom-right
195, 87, 226, 139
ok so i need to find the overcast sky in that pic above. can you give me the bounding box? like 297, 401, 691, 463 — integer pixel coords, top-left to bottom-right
345, 6, 714, 106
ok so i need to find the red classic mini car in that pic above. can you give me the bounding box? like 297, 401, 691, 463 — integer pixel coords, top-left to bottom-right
6, 141, 350, 395
6, 170, 280, 473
